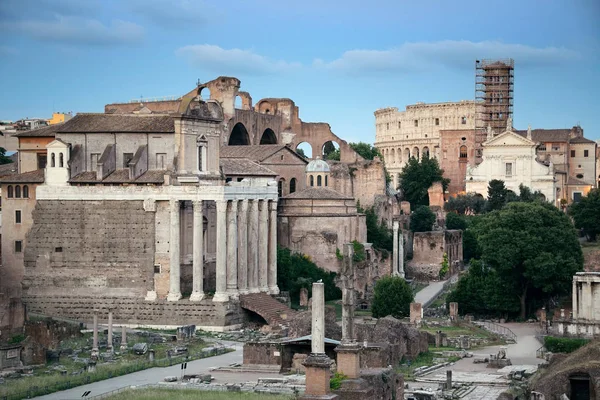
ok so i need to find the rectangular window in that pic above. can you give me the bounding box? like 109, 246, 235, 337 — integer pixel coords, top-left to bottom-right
414, 120, 418, 127
15, 210, 21, 224
90, 153, 100, 170
435, 118, 439, 126
571, 150, 576, 157
37, 154, 47, 169
573, 192, 583, 203
505, 162, 513, 177
538, 144, 546, 151
156, 153, 166, 169
123, 153, 134, 168
15, 240, 22, 253
584, 150, 589, 157
154, 264, 161, 274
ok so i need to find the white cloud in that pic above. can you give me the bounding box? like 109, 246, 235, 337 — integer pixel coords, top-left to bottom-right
314, 40, 580, 74
2, 16, 144, 46
128, 0, 221, 28
176, 44, 301, 75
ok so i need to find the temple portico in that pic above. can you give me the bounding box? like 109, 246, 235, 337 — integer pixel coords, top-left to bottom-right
167, 195, 279, 303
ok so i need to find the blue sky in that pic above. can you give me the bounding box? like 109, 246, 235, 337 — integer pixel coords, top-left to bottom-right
1, 0, 599, 142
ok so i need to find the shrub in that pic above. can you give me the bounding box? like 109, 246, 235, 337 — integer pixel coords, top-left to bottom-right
371, 276, 414, 319
543, 336, 589, 353
330, 372, 347, 390
410, 205, 435, 232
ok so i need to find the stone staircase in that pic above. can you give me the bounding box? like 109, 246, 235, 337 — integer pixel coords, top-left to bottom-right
240, 293, 297, 327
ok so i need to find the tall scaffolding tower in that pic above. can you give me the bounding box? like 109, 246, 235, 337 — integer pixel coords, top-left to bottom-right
475, 59, 514, 157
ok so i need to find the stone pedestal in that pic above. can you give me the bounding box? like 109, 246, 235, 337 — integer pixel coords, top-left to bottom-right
449, 302, 458, 323
301, 353, 338, 400
335, 343, 361, 379
410, 302, 423, 326
300, 288, 309, 307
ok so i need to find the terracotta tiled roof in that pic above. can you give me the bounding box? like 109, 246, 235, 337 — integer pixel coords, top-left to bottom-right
0, 160, 18, 177
0, 169, 44, 183
220, 145, 307, 163
567, 176, 592, 186
569, 136, 596, 144
515, 129, 571, 142
57, 114, 175, 133
13, 123, 62, 137
220, 158, 277, 176
284, 187, 352, 200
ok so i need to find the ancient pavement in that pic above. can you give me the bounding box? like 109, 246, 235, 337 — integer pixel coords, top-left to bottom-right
414, 278, 449, 307
34, 341, 251, 400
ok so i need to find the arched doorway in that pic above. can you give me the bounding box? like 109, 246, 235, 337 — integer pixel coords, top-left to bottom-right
412, 147, 420, 160
260, 128, 277, 145
322, 140, 340, 161
229, 123, 250, 146
422, 146, 430, 158
296, 142, 312, 159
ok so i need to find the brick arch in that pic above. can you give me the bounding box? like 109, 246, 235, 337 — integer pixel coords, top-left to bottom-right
260, 128, 278, 145
229, 122, 251, 146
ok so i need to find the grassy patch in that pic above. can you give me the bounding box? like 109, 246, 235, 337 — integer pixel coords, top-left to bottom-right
0, 334, 230, 399
106, 388, 294, 400
396, 351, 436, 381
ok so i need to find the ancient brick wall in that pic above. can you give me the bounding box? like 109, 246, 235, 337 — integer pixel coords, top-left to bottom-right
23, 200, 155, 298
23, 296, 246, 328
350, 159, 387, 208
440, 129, 477, 196
242, 342, 282, 366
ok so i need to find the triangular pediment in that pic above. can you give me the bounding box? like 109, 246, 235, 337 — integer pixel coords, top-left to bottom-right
484, 130, 535, 147
46, 138, 69, 149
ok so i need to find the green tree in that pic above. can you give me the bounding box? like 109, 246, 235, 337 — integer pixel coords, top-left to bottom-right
445, 212, 480, 262
446, 212, 467, 230
349, 142, 383, 160
569, 188, 600, 241
486, 179, 508, 211
323, 142, 339, 160
371, 276, 414, 319
410, 205, 436, 232
0, 147, 12, 165
277, 246, 341, 304
445, 193, 487, 215
399, 156, 449, 206
473, 202, 583, 319
326, 148, 340, 161
518, 184, 546, 203
296, 148, 307, 158
359, 204, 393, 251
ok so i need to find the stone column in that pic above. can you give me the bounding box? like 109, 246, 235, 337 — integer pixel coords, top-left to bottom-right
190, 200, 205, 302
399, 230, 405, 278
238, 199, 249, 294
226, 200, 239, 297
213, 200, 229, 302
91, 311, 99, 359
301, 282, 337, 400
392, 221, 399, 276
107, 310, 113, 353
258, 199, 269, 292
584, 281, 593, 320
410, 302, 423, 326
268, 200, 279, 295
312, 282, 325, 354
120, 326, 127, 351
335, 243, 361, 380
572, 280, 578, 320
167, 199, 182, 301
248, 200, 259, 293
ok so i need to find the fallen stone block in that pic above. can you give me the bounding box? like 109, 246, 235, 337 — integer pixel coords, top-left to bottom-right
164, 376, 178, 382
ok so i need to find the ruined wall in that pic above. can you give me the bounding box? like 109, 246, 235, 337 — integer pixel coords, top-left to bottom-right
22, 296, 245, 329
440, 129, 477, 196
261, 151, 307, 197
0, 295, 25, 338
407, 230, 462, 280
242, 342, 282, 367
350, 159, 387, 208
354, 248, 392, 306
23, 200, 155, 298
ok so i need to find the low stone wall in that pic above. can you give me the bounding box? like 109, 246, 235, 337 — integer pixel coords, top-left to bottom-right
553, 319, 600, 338
23, 296, 246, 331
243, 342, 282, 368
360, 367, 404, 400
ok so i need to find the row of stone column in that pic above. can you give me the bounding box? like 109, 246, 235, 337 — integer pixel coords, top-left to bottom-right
167, 198, 279, 303
572, 279, 595, 320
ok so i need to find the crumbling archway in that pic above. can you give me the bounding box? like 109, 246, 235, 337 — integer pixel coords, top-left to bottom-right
322, 140, 340, 161
260, 128, 277, 145
229, 122, 250, 146
296, 142, 312, 159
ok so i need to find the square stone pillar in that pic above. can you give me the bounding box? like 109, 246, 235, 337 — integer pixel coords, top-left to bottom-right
120, 325, 127, 351
167, 199, 182, 301
399, 230, 405, 278
213, 200, 229, 302
268, 200, 279, 295
301, 282, 337, 400
393, 221, 399, 276
190, 200, 205, 302
258, 199, 269, 292
91, 310, 99, 359
237, 200, 249, 294
410, 302, 423, 326
107, 310, 113, 353
449, 302, 458, 323
226, 200, 239, 298
248, 199, 259, 293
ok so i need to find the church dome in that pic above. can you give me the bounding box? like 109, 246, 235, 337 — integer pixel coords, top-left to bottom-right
305, 156, 330, 173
